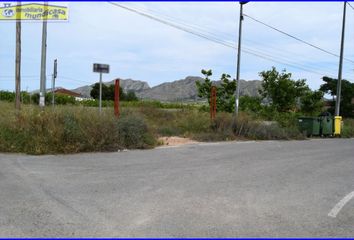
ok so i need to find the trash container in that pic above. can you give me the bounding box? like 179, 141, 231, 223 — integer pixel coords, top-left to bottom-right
298, 117, 321, 137
318, 112, 333, 136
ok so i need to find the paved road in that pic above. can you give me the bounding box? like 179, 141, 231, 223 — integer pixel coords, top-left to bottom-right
0, 139, 353, 237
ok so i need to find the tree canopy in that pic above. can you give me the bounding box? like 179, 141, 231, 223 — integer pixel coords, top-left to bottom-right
320, 76, 354, 117
259, 67, 309, 113
90, 83, 138, 102
196, 69, 236, 113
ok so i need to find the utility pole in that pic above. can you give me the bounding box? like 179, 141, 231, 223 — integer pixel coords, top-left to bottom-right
52, 59, 57, 106
235, 1, 248, 117
39, 1, 48, 107
15, 1, 21, 110
335, 1, 347, 116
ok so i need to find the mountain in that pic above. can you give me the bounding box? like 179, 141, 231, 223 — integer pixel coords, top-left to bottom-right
136, 76, 262, 102
71, 76, 262, 102
71, 79, 150, 98
137, 76, 203, 102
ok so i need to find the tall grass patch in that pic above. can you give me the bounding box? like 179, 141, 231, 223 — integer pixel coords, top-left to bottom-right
0, 102, 156, 154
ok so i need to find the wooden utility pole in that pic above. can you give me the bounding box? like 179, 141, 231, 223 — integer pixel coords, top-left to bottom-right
15, 1, 21, 110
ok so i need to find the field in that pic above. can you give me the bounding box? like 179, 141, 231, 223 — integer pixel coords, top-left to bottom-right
2, 100, 353, 154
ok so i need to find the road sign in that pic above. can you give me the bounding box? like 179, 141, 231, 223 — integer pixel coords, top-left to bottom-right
93, 63, 109, 74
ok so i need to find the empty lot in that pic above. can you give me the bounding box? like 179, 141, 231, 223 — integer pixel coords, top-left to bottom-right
0, 139, 353, 237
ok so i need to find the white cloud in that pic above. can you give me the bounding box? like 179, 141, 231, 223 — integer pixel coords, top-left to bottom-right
0, 1, 353, 92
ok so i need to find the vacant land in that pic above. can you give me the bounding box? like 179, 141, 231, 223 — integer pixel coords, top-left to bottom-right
0, 139, 353, 237
0, 101, 305, 154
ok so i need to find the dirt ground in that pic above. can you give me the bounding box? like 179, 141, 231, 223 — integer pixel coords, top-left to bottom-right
158, 136, 197, 146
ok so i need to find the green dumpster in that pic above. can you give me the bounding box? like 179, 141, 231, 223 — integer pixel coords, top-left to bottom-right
319, 112, 333, 136
298, 117, 321, 137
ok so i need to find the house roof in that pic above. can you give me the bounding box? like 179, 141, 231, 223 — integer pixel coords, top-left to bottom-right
53, 88, 82, 97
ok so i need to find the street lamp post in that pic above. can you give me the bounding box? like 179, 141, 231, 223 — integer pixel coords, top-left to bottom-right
235, 1, 248, 117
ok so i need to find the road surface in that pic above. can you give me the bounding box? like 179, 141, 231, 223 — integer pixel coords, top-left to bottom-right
0, 139, 353, 237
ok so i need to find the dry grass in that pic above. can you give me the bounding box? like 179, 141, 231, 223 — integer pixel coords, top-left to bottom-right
0, 101, 307, 154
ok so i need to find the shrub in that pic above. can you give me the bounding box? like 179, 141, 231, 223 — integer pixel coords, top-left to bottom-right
342, 119, 354, 138
0, 103, 156, 154
116, 115, 156, 149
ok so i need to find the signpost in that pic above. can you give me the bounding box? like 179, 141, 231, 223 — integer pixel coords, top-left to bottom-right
93, 63, 109, 113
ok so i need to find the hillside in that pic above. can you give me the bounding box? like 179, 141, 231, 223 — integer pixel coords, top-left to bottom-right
72, 79, 150, 98
71, 76, 262, 101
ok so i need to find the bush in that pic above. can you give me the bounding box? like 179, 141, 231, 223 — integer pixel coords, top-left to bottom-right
30, 93, 76, 105
0, 91, 15, 102
0, 103, 156, 154
342, 119, 354, 138
116, 115, 155, 149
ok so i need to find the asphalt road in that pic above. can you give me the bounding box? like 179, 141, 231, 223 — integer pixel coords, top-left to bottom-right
0, 139, 353, 237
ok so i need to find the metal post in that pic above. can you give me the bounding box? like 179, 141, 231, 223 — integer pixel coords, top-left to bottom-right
114, 79, 120, 118
99, 72, 102, 113
235, 2, 246, 117
335, 1, 347, 116
51, 74, 55, 106
52, 59, 57, 106
15, 1, 21, 110
39, 2, 48, 107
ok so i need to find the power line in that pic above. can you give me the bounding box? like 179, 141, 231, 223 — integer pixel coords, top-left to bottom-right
348, 2, 354, 11
243, 13, 354, 65
102, 2, 354, 76
243, 47, 337, 78
122, 4, 343, 76
108, 2, 339, 78
108, 2, 237, 50
123, 3, 236, 42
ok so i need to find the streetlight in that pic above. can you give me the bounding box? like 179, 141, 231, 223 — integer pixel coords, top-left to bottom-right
235, 1, 248, 117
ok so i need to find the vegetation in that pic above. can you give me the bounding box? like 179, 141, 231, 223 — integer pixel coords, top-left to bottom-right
320, 76, 354, 117
1, 67, 353, 155
259, 67, 323, 114
90, 83, 138, 102
0, 102, 156, 154
196, 69, 236, 113
342, 119, 354, 138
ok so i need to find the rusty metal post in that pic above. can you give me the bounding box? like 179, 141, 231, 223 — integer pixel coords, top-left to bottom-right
210, 86, 217, 120
114, 79, 120, 118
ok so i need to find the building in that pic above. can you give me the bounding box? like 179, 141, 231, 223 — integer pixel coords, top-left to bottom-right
51, 87, 87, 101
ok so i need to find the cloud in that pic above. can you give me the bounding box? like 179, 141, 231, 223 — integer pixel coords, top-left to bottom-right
0, 1, 353, 92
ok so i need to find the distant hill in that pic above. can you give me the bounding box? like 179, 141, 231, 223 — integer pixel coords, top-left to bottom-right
71, 76, 262, 102
137, 76, 202, 102
71, 79, 150, 98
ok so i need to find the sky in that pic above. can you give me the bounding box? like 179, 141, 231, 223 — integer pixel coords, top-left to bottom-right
1, 1, 354, 92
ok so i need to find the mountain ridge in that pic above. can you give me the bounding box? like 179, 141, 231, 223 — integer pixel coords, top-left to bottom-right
71, 76, 262, 102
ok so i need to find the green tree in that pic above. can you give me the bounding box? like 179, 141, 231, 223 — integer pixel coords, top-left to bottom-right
196, 69, 236, 113
90, 83, 126, 101
239, 95, 262, 113
125, 91, 138, 101
259, 67, 308, 112
300, 90, 324, 115
319, 76, 354, 117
